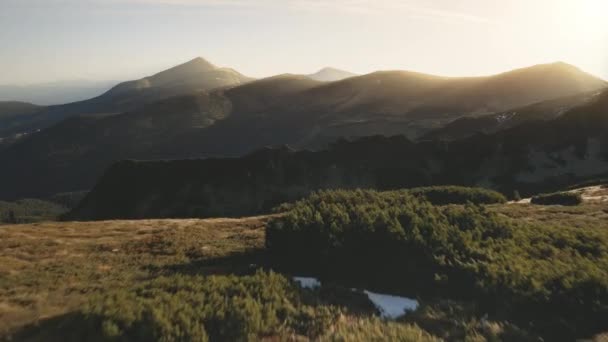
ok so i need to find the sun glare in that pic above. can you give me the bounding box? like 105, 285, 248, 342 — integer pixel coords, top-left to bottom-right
576, 0, 608, 29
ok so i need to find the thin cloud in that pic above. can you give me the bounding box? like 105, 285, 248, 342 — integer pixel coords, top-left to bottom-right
109, 0, 489, 23
292, 0, 489, 23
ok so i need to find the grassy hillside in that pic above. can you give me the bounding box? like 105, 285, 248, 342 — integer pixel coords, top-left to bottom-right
267, 190, 608, 339
2, 197, 607, 340
0, 216, 438, 341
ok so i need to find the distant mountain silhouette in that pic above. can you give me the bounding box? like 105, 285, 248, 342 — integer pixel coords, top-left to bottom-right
306, 67, 357, 82
0, 80, 117, 106
67, 89, 608, 220
0, 102, 44, 147
0, 57, 253, 139
0, 61, 606, 200
0, 101, 41, 120
100, 57, 248, 102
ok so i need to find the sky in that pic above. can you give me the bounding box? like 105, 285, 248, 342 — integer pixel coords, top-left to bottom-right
1, 0, 607, 85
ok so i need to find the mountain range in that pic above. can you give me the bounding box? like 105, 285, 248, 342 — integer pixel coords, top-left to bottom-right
68, 89, 608, 220
0, 57, 253, 140
0, 57, 606, 200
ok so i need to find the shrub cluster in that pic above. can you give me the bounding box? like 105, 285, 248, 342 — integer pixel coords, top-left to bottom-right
80, 272, 338, 341
0, 198, 68, 224
273, 186, 506, 213
266, 189, 608, 339
63, 271, 436, 341
406, 186, 507, 205
531, 191, 583, 206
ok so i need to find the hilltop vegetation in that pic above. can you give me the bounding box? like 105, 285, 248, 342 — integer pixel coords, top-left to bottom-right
267, 189, 608, 339
1, 195, 607, 341
37, 272, 440, 342
530, 191, 583, 206
0, 216, 440, 341
0, 198, 67, 224
274, 186, 506, 212
407, 186, 507, 205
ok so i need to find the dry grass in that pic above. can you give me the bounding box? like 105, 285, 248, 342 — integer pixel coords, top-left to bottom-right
1, 202, 607, 340
490, 202, 608, 230
0, 216, 271, 337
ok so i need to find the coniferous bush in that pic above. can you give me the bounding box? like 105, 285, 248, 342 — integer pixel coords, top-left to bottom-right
266, 189, 608, 339
0, 199, 68, 224
531, 191, 583, 206
406, 186, 507, 205
56, 271, 437, 341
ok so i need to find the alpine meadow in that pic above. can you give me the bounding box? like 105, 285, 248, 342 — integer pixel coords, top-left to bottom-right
1, 0, 608, 341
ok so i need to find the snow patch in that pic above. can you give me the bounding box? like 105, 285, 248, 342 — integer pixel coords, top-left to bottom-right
293, 276, 418, 319
294, 277, 321, 289
364, 290, 419, 319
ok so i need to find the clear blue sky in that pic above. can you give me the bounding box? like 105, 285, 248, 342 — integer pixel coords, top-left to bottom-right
1, 0, 607, 84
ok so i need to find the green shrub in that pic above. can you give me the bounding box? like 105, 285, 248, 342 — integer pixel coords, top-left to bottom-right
78, 271, 343, 341
0, 199, 68, 224
531, 191, 583, 206
266, 189, 608, 339
271, 186, 505, 215
324, 317, 439, 341
406, 186, 507, 205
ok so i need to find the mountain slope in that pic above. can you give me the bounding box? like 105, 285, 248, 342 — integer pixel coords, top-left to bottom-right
0, 101, 42, 120
0, 62, 605, 199
306, 67, 357, 82
68, 88, 608, 220
0, 57, 253, 138
0, 74, 328, 199
0, 102, 45, 147
423, 90, 605, 141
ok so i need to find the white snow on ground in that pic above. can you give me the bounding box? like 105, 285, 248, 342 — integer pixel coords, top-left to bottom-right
363, 290, 419, 319
293, 276, 418, 319
293, 277, 321, 289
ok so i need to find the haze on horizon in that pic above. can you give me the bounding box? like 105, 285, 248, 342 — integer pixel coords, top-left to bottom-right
1, 0, 607, 86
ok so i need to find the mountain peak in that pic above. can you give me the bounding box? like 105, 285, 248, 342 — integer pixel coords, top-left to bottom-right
137, 56, 220, 85
317, 67, 342, 73
163, 57, 217, 74
490, 61, 607, 88
504, 61, 589, 76
98, 56, 250, 101
307, 67, 357, 82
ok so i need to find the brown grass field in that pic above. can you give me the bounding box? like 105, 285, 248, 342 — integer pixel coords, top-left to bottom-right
0, 216, 271, 338
1, 201, 607, 340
